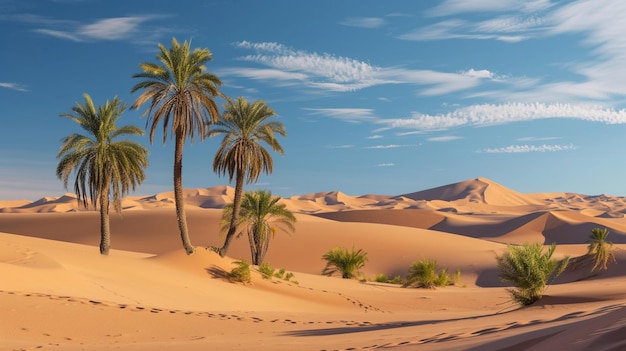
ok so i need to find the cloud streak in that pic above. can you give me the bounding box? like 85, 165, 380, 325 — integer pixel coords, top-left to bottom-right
226, 41, 498, 94
387, 102, 626, 131
480, 143, 576, 153
0, 82, 28, 91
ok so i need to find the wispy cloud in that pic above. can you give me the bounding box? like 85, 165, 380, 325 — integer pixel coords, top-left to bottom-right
225, 41, 499, 95
376, 163, 396, 167
19, 14, 163, 43
517, 136, 561, 142
479, 143, 576, 153
427, 136, 463, 142
386, 102, 626, 131
427, 0, 552, 17
0, 82, 28, 91
367, 135, 384, 139
304, 108, 378, 123
364, 144, 418, 149
340, 17, 386, 28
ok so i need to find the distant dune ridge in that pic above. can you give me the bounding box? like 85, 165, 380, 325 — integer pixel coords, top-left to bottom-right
2, 177, 626, 350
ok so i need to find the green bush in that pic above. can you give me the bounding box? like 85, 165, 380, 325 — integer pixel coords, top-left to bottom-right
258, 262, 275, 279
497, 242, 569, 306
228, 259, 251, 283
322, 246, 368, 279
374, 273, 389, 283
404, 259, 456, 288
274, 268, 286, 279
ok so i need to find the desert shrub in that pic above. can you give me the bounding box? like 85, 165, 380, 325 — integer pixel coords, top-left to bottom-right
390, 275, 405, 285
228, 259, 251, 283
322, 246, 368, 279
404, 259, 454, 288
587, 227, 616, 272
496, 242, 569, 306
274, 268, 286, 279
374, 273, 389, 283
258, 262, 275, 279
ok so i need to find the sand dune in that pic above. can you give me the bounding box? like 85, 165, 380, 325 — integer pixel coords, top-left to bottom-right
2, 177, 626, 350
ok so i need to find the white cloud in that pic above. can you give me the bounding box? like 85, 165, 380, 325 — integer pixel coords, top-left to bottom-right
0, 82, 28, 91
428, 0, 552, 16
31, 16, 158, 42
79, 17, 147, 40
517, 136, 561, 141
340, 17, 386, 28
376, 163, 396, 167
427, 136, 463, 142
364, 144, 418, 149
227, 41, 496, 95
397, 19, 528, 42
304, 108, 378, 123
367, 135, 384, 139
387, 102, 626, 131
480, 143, 576, 153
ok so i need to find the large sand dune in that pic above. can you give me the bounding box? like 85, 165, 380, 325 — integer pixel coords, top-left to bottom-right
2, 177, 626, 350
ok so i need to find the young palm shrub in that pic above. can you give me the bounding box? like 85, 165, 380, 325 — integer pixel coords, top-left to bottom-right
258, 262, 275, 279
587, 227, 616, 272
321, 246, 368, 279
404, 259, 453, 288
496, 242, 570, 306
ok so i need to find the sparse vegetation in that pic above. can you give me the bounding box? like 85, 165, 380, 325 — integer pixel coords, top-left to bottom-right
587, 227, 616, 272
404, 259, 457, 288
258, 262, 275, 279
322, 246, 368, 279
496, 242, 569, 306
256, 262, 297, 284
373, 273, 405, 285
228, 259, 251, 283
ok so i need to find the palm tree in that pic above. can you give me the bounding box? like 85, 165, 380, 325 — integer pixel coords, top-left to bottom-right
322, 246, 368, 279
587, 227, 615, 272
131, 37, 222, 254
56, 94, 148, 255
220, 190, 295, 265
209, 96, 286, 257
496, 242, 569, 306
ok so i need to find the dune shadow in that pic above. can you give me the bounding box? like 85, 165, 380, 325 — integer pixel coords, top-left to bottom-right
205, 265, 229, 280
283, 312, 507, 337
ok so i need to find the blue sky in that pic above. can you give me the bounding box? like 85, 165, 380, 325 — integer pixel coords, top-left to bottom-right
3, 0, 626, 200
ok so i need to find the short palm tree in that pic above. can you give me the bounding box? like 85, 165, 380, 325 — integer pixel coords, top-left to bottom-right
587, 227, 615, 272
209, 96, 286, 257
496, 242, 569, 306
56, 94, 148, 255
131, 37, 223, 255
322, 246, 368, 279
220, 190, 295, 265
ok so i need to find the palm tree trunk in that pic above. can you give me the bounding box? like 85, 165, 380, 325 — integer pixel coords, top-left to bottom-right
99, 185, 111, 255
174, 131, 194, 255
219, 170, 244, 257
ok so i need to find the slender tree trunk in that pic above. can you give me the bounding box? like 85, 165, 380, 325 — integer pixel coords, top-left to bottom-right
219, 170, 244, 257
174, 131, 194, 255
99, 185, 111, 255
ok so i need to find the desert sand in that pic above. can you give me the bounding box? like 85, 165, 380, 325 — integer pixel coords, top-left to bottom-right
2, 177, 626, 350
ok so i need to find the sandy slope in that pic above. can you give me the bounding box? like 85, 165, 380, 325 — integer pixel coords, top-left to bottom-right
2, 177, 626, 350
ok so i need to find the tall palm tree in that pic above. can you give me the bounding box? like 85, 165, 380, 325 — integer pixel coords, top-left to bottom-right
587, 227, 615, 272
220, 190, 295, 265
209, 96, 286, 257
131, 37, 222, 254
56, 94, 148, 255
